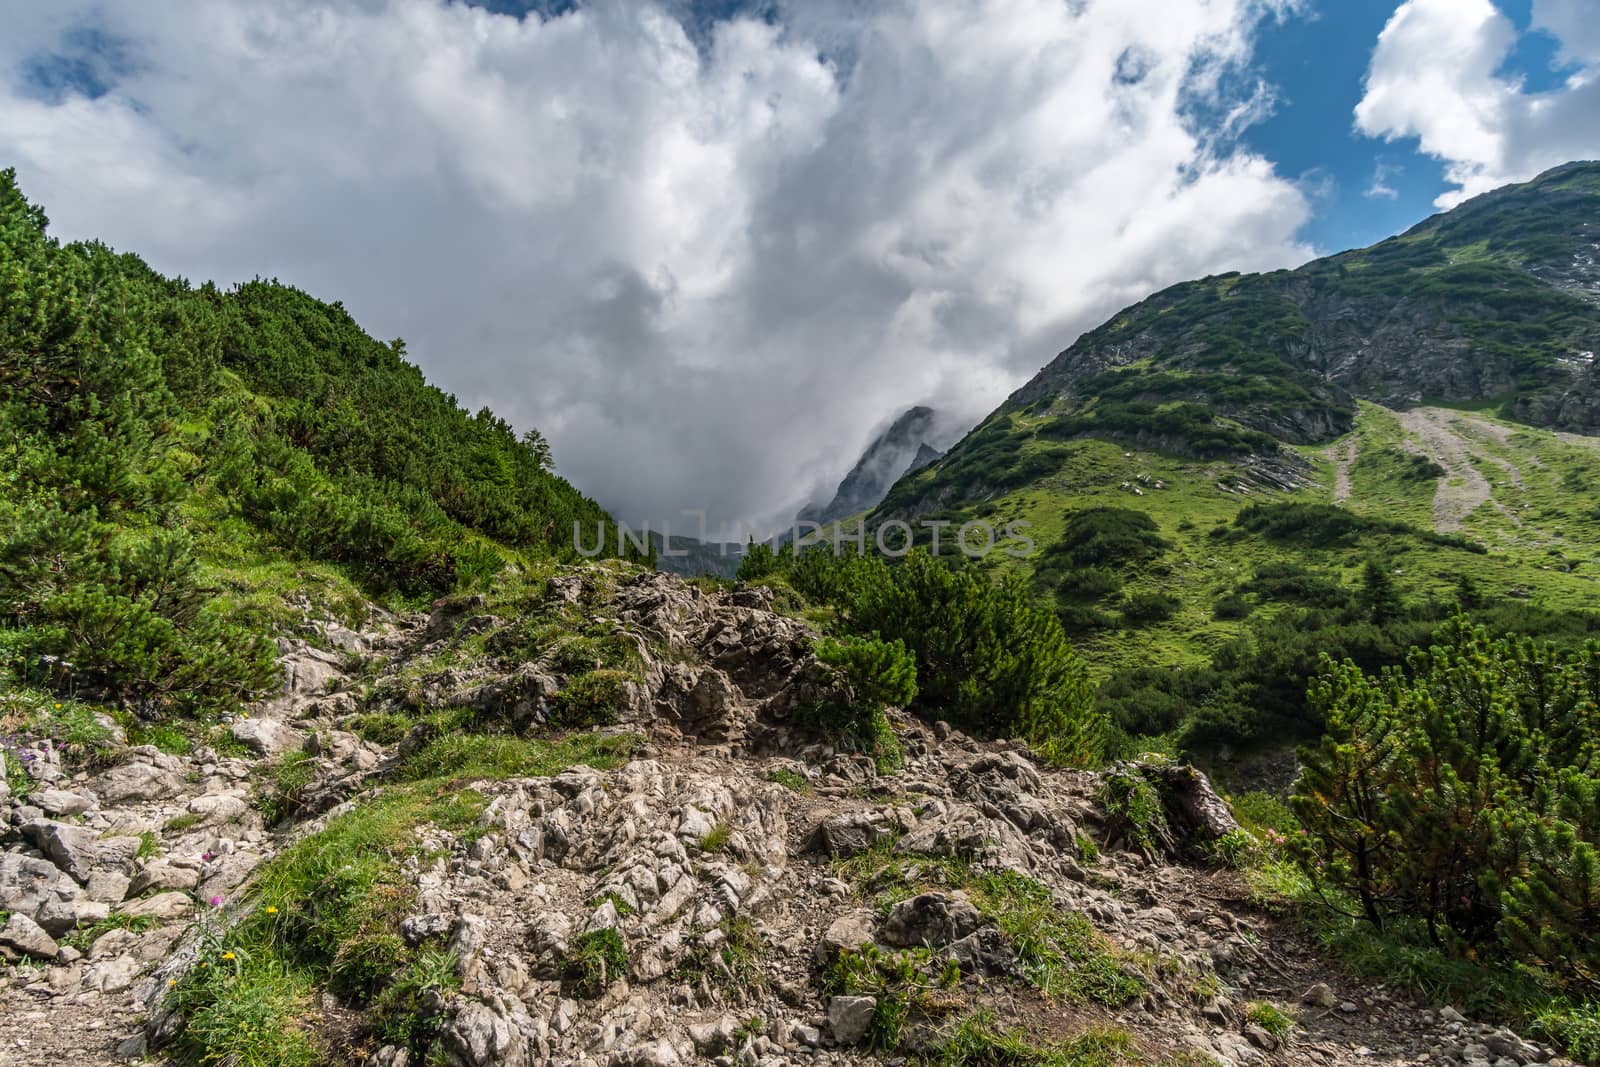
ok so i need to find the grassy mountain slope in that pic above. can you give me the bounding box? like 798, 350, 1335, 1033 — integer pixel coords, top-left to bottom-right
870, 163, 1600, 762
0, 168, 614, 724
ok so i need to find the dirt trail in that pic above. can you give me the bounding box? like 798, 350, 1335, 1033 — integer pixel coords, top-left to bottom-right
1329, 437, 1358, 504
1397, 408, 1524, 532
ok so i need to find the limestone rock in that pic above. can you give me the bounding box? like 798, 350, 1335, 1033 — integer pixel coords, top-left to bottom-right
0, 912, 59, 962
827, 995, 877, 1045
120, 891, 195, 921
90, 756, 184, 805
442, 1001, 531, 1067
230, 717, 305, 757
33, 788, 96, 817
815, 909, 878, 965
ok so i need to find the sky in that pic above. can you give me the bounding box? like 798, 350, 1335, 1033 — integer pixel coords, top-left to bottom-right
3, 0, 1598, 535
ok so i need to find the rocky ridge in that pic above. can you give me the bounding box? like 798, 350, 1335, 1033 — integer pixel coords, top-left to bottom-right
1, 567, 1578, 1067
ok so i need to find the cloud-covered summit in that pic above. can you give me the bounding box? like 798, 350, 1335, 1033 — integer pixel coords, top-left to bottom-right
5, 0, 1323, 530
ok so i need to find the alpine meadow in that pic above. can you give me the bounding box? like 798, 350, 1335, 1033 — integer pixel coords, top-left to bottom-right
6, 11, 1600, 1067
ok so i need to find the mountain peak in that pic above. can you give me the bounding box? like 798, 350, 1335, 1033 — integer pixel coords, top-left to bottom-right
803, 405, 949, 524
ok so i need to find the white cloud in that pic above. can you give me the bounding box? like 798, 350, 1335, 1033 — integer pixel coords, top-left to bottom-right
1365, 159, 1401, 200
0, 0, 1313, 531
1533, 0, 1600, 67
1355, 0, 1600, 208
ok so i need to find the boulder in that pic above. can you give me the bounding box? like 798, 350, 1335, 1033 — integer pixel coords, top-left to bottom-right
120, 891, 194, 921
230, 718, 305, 757
814, 909, 878, 965
1146, 764, 1239, 841
90, 759, 184, 805
21, 818, 103, 884
185, 793, 250, 826
441, 1001, 530, 1067
882, 892, 983, 948
945, 927, 1017, 976
0, 852, 74, 917
86, 870, 132, 904
0, 912, 59, 962
827, 995, 877, 1045
33, 788, 96, 816
806, 807, 915, 857
128, 861, 201, 896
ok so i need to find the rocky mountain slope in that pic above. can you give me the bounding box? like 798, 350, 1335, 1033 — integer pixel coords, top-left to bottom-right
801, 408, 950, 527
3, 566, 1571, 1067
1009, 161, 1600, 445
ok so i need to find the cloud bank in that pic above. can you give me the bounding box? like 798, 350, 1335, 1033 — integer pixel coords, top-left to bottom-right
1, 0, 1317, 531
1356, 0, 1600, 208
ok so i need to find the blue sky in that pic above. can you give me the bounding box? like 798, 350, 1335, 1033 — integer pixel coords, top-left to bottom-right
1244, 0, 1575, 254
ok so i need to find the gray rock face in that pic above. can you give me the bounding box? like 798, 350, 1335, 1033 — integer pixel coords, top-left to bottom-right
120, 891, 194, 921
806, 807, 916, 857
815, 910, 878, 965
0, 852, 75, 919
946, 926, 1017, 976
442, 1001, 531, 1067
33, 788, 96, 816
799, 405, 951, 525
22, 819, 106, 884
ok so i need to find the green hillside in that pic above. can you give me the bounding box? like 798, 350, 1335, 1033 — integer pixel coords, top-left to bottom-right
0, 169, 614, 726
867, 163, 1600, 770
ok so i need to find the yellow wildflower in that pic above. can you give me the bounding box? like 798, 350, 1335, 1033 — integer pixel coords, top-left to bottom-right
222, 952, 235, 960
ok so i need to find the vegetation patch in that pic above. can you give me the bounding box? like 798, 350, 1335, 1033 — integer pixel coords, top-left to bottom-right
395, 725, 639, 783
255, 749, 317, 826
561, 928, 628, 998
924, 1012, 1142, 1067
836, 844, 1148, 1007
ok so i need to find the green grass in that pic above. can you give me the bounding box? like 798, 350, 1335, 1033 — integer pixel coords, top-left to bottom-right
561, 928, 627, 998
255, 750, 317, 826
348, 711, 413, 746
395, 727, 640, 782
1243, 1001, 1295, 1037
923, 1012, 1142, 1066
128, 721, 194, 755
0, 686, 121, 779
60, 913, 159, 953
698, 821, 733, 853
766, 768, 811, 793
822, 942, 963, 1052
672, 914, 768, 995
